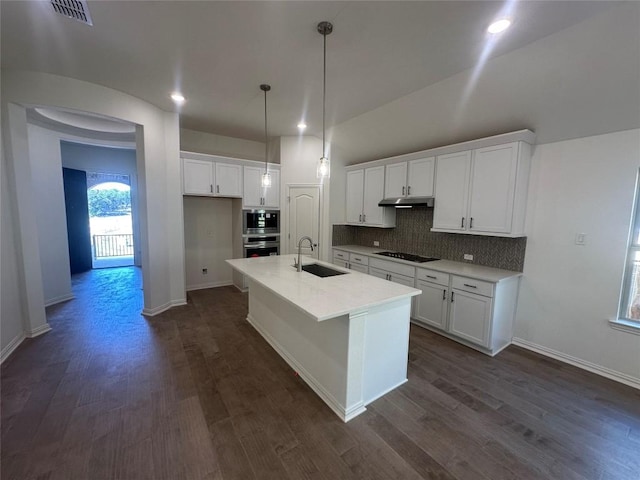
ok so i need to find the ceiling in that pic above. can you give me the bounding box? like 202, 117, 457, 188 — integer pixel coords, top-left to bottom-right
2, 1, 638, 162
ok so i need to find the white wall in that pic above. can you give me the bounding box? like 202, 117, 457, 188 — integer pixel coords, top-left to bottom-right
180, 128, 265, 161
1, 139, 27, 360
279, 136, 331, 261
26, 124, 74, 306
183, 197, 234, 290
515, 129, 640, 386
1, 70, 186, 355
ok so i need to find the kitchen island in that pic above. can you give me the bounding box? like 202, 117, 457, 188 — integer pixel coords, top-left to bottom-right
226, 254, 420, 422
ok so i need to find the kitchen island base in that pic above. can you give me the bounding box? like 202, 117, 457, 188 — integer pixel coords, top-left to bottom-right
246, 278, 411, 422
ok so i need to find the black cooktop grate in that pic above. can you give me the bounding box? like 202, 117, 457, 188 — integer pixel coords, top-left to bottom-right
376, 251, 439, 263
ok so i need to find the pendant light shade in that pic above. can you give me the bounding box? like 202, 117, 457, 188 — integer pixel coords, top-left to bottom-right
260, 84, 272, 188
317, 21, 333, 179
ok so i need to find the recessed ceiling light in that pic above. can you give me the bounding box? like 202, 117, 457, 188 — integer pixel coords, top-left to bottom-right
297, 122, 307, 130
487, 18, 511, 34
171, 92, 185, 104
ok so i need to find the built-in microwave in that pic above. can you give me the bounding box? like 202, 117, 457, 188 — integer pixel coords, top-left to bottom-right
243, 209, 279, 235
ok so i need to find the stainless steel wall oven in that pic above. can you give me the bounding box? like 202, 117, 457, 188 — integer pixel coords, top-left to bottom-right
242, 210, 280, 258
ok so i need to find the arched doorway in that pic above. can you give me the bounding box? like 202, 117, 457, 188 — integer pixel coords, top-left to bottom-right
87, 175, 134, 268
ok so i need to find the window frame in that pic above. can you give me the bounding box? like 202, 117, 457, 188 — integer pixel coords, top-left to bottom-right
617, 169, 640, 329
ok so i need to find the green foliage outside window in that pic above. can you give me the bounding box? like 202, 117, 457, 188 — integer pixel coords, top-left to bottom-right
88, 189, 131, 217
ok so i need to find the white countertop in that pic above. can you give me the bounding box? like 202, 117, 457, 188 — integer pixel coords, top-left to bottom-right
227, 254, 420, 322
332, 245, 522, 283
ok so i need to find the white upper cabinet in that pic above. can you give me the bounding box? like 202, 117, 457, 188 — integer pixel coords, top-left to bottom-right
346, 166, 395, 227
243, 166, 279, 208
432, 141, 530, 237
215, 163, 242, 197
183, 158, 242, 197
183, 159, 214, 195
346, 170, 364, 223
385, 157, 435, 198
433, 151, 471, 231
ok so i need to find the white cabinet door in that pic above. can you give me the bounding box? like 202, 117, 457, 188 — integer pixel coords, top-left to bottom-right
369, 266, 389, 281
468, 143, 517, 234
183, 159, 213, 195
363, 166, 385, 225
449, 289, 492, 347
433, 151, 471, 231
407, 157, 435, 197
346, 170, 364, 223
263, 170, 280, 208
414, 280, 449, 330
349, 264, 368, 274
243, 166, 263, 207
215, 163, 242, 197
384, 162, 407, 198
389, 273, 415, 288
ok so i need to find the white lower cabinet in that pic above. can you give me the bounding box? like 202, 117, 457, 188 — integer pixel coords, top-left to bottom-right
332, 249, 349, 268
412, 268, 519, 356
414, 280, 449, 330
448, 288, 492, 347
369, 258, 415, 287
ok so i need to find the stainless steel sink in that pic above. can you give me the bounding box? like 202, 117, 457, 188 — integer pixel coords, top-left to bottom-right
298, 263, 348, 278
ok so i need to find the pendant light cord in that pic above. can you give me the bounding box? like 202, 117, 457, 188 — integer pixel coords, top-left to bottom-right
264, 87, 268, 172
322, 30, 326, 159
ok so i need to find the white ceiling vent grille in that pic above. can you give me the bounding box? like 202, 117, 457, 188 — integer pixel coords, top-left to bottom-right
50, 0, 93, 26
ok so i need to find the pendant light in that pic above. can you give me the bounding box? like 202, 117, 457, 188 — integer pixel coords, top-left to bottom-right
317, 21, 333, 179
260, 84, 272, 187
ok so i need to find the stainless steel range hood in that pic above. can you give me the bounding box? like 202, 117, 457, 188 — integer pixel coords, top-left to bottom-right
378, 196, 434, 208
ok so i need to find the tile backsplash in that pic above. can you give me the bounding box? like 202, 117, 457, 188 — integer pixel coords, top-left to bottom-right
333, 207, 526, 271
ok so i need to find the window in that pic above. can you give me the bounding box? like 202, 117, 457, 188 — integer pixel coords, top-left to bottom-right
618, 170, 640, 328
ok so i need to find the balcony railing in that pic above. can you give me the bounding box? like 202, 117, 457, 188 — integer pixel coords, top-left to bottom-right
92, 234, 134, 258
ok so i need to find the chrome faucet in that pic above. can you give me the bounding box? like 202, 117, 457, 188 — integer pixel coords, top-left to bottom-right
296, 236, 314, 272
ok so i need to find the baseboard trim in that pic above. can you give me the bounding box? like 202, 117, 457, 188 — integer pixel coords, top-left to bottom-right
512, 337, 640, 390
186, 281, 233, 292
44, 293, 74, 307
1, 333, 26, 364
27, 323, 52, 337
142, 298, 187, 317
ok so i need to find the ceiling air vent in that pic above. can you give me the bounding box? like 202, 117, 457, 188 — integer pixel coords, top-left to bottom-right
50, 0, 93, 26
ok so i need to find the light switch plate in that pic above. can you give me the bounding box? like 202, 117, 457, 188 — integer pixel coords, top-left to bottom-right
373, 241, 380, 247
575, 233, 587, 245
463, 254, 473, 261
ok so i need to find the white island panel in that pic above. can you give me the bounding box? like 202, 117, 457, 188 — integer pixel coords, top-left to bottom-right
226, 255, 420, 421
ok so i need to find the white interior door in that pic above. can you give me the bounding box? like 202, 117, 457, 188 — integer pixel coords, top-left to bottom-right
288, 186, 320, 259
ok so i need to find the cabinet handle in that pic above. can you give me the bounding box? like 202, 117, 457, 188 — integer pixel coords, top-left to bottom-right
461, 217, 465, 228
463, 283, 477, 289
426, 275, 437, 279
451, 291, 455, 302
470, 217, 473, 229
442, 289, 446, 300
354, 257, 361, 261
216, 185, 220, 194
363, 214, 366, 222
348, 263, 351, 269
408, 186, 411, 195
210, 184, 213, 193
402, 186, 405, 196
359, 214, 362, 222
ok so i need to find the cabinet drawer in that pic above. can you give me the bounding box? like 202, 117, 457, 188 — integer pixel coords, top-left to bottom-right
451, 276, 493, 297
416, 268, 449, 286
349, 263, 368, 274
349, 253, 369, 266
370, 258, 415, 278
333, 249, 348, 260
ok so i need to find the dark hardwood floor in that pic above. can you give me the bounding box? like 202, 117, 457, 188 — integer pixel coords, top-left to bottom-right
2, 267, 639, 479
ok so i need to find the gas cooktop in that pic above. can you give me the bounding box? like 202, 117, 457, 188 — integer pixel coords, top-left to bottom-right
376, 251, 439, 263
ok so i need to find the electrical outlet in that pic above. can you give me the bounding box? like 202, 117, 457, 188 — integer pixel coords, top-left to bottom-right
463, 254, 473, 261
373, 241, 380, 247
202, 268, 208, 275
